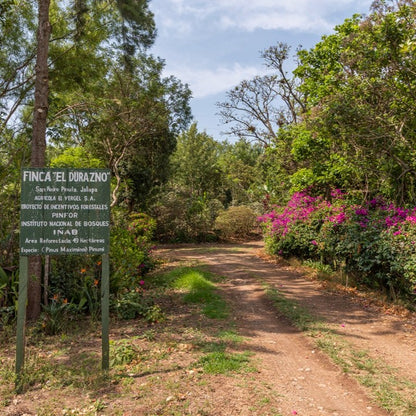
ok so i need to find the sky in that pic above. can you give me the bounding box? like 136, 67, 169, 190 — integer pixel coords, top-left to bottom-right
149, 0, 374, 142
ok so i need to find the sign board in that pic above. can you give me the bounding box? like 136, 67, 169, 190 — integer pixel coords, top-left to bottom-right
16, 168, 111, 387
20, 168, 110, 255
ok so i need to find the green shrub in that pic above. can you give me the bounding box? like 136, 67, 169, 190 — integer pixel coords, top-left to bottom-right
111, 289, 151, 320
110, 339, 140, 366
49, 255, 101, 312
110, 212, 156, 293
38, 297, 71, 335
214, 206, 257, 240
150, 191, 222, 242
46, 211, 157, 319
260, 190, 416, 303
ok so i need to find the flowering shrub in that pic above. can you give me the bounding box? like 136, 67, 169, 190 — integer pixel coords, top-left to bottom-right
259, 191, 332, 260
259, 190, 416, 301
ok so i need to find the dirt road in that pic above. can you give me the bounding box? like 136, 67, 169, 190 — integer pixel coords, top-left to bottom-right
157, 241, 416, 416
4, 241, 416, 416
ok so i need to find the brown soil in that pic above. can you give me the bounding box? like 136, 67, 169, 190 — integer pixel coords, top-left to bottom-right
3, 241, 416, 416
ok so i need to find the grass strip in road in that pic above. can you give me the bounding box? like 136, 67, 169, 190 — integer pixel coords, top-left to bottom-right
155, 266, 229, 319
264, 284, 416, 416
155, 266, 257, 374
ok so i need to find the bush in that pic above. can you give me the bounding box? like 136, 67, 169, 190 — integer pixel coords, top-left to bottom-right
260, 191, 330, 259
49, 255, 101, 313
214, 206, 258, 240
150, 191, 222, 242
111, 288, 151, 320
260, 190, 416, 302
110, 212, 156, 293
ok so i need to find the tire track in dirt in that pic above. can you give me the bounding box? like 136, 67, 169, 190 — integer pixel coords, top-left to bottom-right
158, 241, 416, 416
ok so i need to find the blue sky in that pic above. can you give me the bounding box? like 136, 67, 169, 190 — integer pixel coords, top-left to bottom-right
149, 0, 373, 141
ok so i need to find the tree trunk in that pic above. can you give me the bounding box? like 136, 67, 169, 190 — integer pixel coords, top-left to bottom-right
27, 0, 51, 321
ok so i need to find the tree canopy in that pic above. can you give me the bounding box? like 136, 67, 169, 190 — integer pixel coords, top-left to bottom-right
219, 0, 416, 205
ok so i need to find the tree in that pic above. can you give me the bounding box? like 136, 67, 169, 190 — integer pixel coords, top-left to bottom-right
0, 0, 190, 318
217, 43, 305, 147
27, 0, 51, 321
31, 0, 50, 168
150, 124, 224, 242
46, 1, 191, 209
295, 0, 416, 203
0, 1, 36, 138
218, 138, 263, 205
83, 56, 191, 209
170, 123, 222, 198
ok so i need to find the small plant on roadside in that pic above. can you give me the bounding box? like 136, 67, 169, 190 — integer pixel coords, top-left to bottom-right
0, 306, 16, 342
110, 339, 140, 367
61, 399, 107, 416
143, 304, 165, 323
217, 329, 245, 344
79, 272, 101, 321
111, 288, 151, 320
111, 283, 165, 322
37, 295, 71, 335
265, 285, 317, 331
0, 267, 18, 311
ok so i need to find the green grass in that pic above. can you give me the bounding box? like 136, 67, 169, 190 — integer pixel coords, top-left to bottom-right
194, 330, 253, 375
150, 266, 255, 376
110, 338, 140, 366
155, 266, 229, 319
264, 283, 416, 415
264, 284, 318, 331
197, 350, 254, 374
217, 329, 245, 343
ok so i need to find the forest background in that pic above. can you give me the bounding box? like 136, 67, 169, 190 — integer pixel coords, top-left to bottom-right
1, 0, 416, 326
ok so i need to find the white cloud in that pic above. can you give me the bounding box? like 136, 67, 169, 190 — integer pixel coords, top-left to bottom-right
166, 63, 266, 98
152, 0, 373, 35
219, 11, 332, 33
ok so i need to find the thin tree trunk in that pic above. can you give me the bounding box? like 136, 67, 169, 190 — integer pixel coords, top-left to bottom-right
43, 255, 50, 306
27, 0, 51, 321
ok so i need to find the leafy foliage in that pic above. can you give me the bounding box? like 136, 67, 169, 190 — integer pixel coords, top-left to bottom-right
214, 206, 258, 240
294, 2, 416, 203
110, 212, 156, 293
150, 125, 265, 242
153, 266, 228, 319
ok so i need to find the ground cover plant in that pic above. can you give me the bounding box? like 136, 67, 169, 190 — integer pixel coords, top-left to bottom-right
0, 211, 158, 335
259, 189, 416, 305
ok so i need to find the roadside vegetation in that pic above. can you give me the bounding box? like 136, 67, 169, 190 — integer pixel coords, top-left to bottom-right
1, 257, 415, 415
2, 0, 416, 326
259, 190, 416, 307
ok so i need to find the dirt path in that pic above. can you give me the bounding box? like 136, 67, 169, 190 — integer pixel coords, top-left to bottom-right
157, 241, 416, 416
